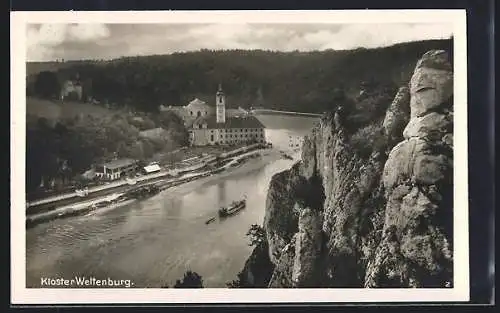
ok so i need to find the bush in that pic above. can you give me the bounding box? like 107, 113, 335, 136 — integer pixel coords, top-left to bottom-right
349, 122, 387, 159
226, 271, 244, 288
173, 271, 204, 288
246, 224, 266, 247
342, 80, 397, 134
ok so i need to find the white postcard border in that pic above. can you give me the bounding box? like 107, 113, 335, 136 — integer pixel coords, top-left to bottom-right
11, 9, 469, 304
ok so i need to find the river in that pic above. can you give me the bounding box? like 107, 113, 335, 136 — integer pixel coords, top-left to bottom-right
25, 114, 319, 288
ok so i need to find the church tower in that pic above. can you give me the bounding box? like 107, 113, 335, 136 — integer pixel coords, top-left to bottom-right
216, 83, 226, 124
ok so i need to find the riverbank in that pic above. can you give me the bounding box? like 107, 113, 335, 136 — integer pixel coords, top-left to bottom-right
26, 148, 285, 229
26, 143, 272, 213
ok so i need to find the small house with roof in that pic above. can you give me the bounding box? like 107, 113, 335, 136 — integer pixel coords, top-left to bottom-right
60, 80, 83, 101
95, 158, 139, 180
189, 85, 266, 146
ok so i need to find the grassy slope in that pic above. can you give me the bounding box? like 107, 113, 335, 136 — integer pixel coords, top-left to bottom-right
26, 97, 115, 122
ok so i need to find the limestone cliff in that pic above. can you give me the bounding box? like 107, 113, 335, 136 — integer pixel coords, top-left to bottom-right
238, 49, 454, 288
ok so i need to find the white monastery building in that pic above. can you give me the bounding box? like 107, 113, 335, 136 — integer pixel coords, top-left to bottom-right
188, 85, 266, 146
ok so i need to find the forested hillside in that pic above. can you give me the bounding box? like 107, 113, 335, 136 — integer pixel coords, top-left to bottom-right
26, 39, 452, 113
26, 105, 188, 196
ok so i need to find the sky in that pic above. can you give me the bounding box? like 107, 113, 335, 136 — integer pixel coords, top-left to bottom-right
26, 23, 453, 62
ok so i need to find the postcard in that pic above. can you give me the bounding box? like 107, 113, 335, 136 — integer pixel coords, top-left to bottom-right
11, 9, 468, 304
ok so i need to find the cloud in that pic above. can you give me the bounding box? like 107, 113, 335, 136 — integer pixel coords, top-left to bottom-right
27, 23, 110, 60
26, 23, 453, 61
316, 23, 453, 50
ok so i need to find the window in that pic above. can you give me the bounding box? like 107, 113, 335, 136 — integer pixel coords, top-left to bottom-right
210, 135, 214, 141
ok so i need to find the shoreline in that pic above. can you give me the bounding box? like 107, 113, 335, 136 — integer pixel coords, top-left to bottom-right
26, 143, 275, 213
26, 148, 292, 229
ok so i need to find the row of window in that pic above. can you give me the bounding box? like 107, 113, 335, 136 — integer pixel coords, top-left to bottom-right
210, 128, 264, 133
189, 110, 208, 116
219, 139, 265, 145
222, 133, 264, 139
209, 134, 264, 141
224, 128, 263, 133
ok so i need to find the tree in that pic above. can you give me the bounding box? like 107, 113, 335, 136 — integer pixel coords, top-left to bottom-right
173, 271, 204, 288
82, 78, 93, 102
141, 139, 155, 159
33, 71, 60, 99
246, 224, 266, 247
156, 111, 181, 129
226, 271, 244, 288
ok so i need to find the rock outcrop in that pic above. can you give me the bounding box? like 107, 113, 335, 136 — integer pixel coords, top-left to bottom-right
365, 50, 454, 287
237, 49, 454, 288
292, 207, 324, 287
383, 86, 411, 145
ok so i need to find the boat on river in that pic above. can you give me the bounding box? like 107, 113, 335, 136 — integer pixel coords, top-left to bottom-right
128, 184, 160, 199
205, 217, 216, 225
205, 197, 247, 225
75, 188, 89, 197
218, 198, 246, 218
126, 178, 137, 185
280, 151, 294, 160
86, 198, 137, 216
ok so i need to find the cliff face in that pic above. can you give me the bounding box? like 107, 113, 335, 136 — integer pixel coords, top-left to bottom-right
365, 50, 454, 287
243, 49, 454, 288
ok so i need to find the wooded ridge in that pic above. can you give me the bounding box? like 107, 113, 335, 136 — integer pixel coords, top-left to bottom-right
26, 39, 452, 114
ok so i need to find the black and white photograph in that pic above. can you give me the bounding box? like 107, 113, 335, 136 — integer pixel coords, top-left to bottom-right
11, 10, 469, 303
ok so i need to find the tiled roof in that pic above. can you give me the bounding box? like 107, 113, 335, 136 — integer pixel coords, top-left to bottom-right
102, 158, 138, 170
193, 115, 265, 129
186, 98, 211, 108
190, 98, 205, 105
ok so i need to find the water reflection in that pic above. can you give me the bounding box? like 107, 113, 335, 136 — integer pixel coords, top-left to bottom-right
217, 181, 226, 204
164, 197, 182, 217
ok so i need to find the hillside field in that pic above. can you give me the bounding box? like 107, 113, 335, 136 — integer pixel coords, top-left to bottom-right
26, 97, 117, 122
